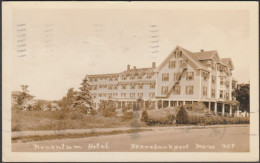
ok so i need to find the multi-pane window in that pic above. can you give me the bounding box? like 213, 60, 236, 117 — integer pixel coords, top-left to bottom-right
203, 86, 207, 96
108, 85, 113, 90
186, 72, 194, 80
108, 93, 112, 98
122, 84, 126, 89
94, 77, 98, 81
173, 86, 181, 94
226, 92, 229, 100
138, 75, 143, 79
161, 86, 168, 95
103, 85, 107, 88
169, 61, 176, 68
180, 59, 187, 68
220, 77, 224, 85
122, 76, 127, 80
99, 85, 102, 88
219, 90, 224, 98
226, 81, 229, 88
98, 93, 102, 97
121, 93, 126, 97
174, 73, 180, 81
130, 76, 135, 80
203, 72, 208, 81
212, 76, 215, 84
150, 83, 155, 88
92, 93, 97, 98
162, 73, 169, 81
138, 84, 143, 89
149, 93, 155, 98
138, 93, 143, 98
113, 93, 118, 97
130, 93, 135, 98
131, 84, 135, 89
211, 89, 215, 98
114, 85, 118, 89
186, 86, 194, 95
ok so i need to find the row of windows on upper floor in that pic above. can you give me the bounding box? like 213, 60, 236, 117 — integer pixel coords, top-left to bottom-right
88, 73, 155, 82
168, 57, 232, 76
161, 72, 230, 87
92, 92, 155, 99
90, 83, 156, 90
161, 85, 230, 99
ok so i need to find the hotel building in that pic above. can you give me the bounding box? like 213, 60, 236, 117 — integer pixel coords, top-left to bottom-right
87, 46, 235, 116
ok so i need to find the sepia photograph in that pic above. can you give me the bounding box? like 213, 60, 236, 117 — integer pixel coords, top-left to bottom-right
2, 1, 259, 162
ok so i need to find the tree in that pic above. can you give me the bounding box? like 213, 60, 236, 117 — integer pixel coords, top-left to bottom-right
73, 76, 93, 113
59, 88, 76, 110
232, 83, 250, 112
16, 85, 34, 110
176, 106, 189, 124
141, 110, 148, 122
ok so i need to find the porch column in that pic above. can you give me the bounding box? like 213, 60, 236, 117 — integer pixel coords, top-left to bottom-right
183, 101, 186, 105
229, 104, 232, 116
222, 103, 225, 116
155, 100, 158, 109
214, 102, 217, 114
168, 100, 171, 107
176, 101, 179, 106
208, 101, 211, 111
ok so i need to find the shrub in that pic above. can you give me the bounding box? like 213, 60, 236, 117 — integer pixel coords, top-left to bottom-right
186, 116, 250, 125
90, 109, 97, 116
176, 106, 189, 124
167, 114, 175, 123
121, 112, 134, 121
141, 110, 149, 122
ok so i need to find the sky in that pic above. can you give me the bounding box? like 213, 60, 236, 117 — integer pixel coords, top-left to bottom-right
10, 4, 251, 100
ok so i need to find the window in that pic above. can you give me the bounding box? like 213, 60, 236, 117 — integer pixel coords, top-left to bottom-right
161, 86, 168, 95
226, 92, 229, 100
98, 93, 102, 97
121, 93, 126, 97
169, 61, 176, 68
138, 93, 143, 98
131, 84, 135, 89
149, 93, 155, 98
203, 72, 208, 81
212, 76, 215, 84
130, 93, 135, 98
186, 72, 194, 80
203, 86, 207, 96
138, 84, 143, 89
180, 59, 187, 68
186, 86, 194, 95
211, 89, 215, 98
122, 76, 127, 80
130, 76, 135, 80
173, 86, 181, 94
103, 85, 107, 88
99, 85, 102, 88
108, 93, 112, 98
122, 84, 126, 89
113, 93, 118, 97
162, 73, 169, 81
108, 85, 112, 90
114, 85, 118, 89
150, 83, 155, 88
220, 77, 224, 85
219, 90, 224, 98
138, 75, 143, 79
109, 77, 112, 81
226, 81, 229, 88
174, 73, 180, 81
103, 93, 107, 97
94, 77, 98, 81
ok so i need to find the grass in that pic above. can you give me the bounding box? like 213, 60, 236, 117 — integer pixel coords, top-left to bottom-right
12, 109, 144, 131
12, 129, 152, 143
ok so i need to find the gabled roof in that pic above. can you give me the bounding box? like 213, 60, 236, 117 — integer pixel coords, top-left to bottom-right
122, 67, 156, 76
221, 58, 234, 69
156, 45, 209, 72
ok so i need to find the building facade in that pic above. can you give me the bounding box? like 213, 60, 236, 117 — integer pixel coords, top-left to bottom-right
87, 46, 235, 116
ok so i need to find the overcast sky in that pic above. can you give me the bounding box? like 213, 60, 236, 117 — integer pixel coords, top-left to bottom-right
10, 4, 251, 100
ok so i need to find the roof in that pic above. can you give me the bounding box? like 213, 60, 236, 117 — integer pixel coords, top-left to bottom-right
192, 50, 216, 60
122, 67, 156, 76
156, 45, 234, 72
12, 91, 21, 96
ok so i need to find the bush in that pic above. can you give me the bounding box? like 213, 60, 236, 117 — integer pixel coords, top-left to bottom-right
121, 112, 134, 121
176, 106, 189, 124
187, 116, 250, 125
141, 110, 149, 122
167, 114, 175, 123
90, 109, 97, 116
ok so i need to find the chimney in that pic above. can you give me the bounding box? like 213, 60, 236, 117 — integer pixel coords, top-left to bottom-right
200, 49, 204, 52
127, 64, 130, 71
133, 66, 136, 69
152, 62, 156, 68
